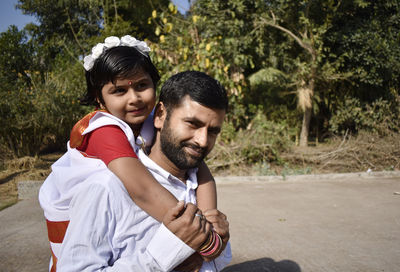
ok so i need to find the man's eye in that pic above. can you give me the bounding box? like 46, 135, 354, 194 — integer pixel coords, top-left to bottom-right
186, 121, 196, 127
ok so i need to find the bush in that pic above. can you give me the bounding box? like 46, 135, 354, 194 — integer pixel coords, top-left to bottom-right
329, 96, 400, 135
0, 61, 90, 157
206, 111, 296, 173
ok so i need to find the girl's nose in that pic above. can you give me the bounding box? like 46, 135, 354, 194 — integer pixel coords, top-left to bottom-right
127, 89, 140, 103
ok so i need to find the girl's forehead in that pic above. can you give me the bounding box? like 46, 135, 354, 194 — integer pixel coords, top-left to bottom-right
111, 69, 150, 85
117, 68, 151, 81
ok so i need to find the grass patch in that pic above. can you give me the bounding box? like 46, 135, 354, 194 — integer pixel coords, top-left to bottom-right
209, 130, 400, 176
0, 153, 61, 211
0, 199, 18, 211
0, 129, 399, 211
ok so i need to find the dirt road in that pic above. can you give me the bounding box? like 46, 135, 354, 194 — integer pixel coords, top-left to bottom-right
1, 172, 399, 272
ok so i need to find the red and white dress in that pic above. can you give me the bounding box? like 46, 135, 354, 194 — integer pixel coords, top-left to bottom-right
39, 110, 154, 271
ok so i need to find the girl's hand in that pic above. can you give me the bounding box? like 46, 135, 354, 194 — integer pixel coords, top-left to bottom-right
202, 209, 230, 261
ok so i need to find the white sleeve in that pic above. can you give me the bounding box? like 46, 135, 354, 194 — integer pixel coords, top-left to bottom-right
57, 182, 194, 272
199, 242, 232, 272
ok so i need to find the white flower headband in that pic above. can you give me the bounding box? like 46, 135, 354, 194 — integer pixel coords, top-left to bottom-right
83, 35, 151, 71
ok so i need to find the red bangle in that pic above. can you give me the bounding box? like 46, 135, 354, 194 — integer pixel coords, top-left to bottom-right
199, 231, 215, 254
201, 232, 220, 256
200, 231, 222, 257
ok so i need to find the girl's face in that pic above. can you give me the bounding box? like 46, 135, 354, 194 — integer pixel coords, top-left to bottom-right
100, 69, 156, 134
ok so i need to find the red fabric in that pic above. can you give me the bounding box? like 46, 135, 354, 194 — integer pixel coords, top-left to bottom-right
77, 125, 138, 165
46, 220, 69, 243
46, 220, 70, 272
50, 249, 57, 272
70, 110, 107, 149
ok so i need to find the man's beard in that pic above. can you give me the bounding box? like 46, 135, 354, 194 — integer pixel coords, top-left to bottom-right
160, 119, 207, 170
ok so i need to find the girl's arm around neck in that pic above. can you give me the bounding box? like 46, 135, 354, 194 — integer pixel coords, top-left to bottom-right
196, 161, 217, 212
108, 157, 178, 222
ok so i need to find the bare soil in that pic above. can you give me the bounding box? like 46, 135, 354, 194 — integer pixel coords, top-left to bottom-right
0, 154, 61, 210
210, 131, 400, 176
1, 131, 399, 210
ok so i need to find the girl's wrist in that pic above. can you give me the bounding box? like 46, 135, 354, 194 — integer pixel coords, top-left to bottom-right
198, 231, 223, 258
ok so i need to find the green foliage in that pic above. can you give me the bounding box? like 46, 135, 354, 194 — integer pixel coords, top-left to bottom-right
148, 1, 254, 128
207, 111, 296, 172
0, 26, 33, 85
329, 95, 400, 135
0, 62, 89, 156
326, 0, 400, 95
1, 0, 399, 159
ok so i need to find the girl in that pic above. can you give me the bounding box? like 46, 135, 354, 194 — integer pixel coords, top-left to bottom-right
76, 35, 217, 222
39, 35, 225, 266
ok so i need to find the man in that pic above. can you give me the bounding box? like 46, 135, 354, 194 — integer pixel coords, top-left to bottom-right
47, 71, 231, 271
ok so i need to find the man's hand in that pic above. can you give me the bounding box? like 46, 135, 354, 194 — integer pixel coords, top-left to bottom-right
173, 253, 203, 272
163, 201, 212, 250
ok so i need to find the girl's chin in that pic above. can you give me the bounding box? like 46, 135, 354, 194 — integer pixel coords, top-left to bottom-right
127, 117, 146, 127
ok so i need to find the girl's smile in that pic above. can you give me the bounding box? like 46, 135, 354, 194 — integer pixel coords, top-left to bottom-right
100, 69, 156, 134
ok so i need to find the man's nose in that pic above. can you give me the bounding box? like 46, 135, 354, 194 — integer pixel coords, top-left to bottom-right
194, 128, 208, 148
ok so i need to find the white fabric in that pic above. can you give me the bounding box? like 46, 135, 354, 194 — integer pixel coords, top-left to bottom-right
138, 150, 232, 271
39, 111, 231, 271
39, 111, 154, 261
49, 149, 231, 271
39, 111, 154, 222
81, 110, 155, 153
56, 168, 195, 271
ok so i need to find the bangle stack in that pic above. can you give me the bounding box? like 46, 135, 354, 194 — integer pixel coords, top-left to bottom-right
198, 231, 223, 257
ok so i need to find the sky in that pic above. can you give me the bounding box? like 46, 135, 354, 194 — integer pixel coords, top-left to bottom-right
0, 0, 191, 33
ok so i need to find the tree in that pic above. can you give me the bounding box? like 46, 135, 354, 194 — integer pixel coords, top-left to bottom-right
147, 0, 258, 128
326, 0, 400, 100
252, 0, 354, 146
0, 26, 33, 86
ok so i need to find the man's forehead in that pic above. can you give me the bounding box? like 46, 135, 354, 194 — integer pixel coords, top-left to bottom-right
169, 96, 225, 120
169, 99, 225, 128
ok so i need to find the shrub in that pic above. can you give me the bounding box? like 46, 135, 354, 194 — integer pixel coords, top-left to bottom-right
329, 96, 400, 135
206, 111, 296, 173
0, 61, 90, 157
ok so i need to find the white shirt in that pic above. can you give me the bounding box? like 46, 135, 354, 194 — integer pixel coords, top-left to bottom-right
138, 150, 232, 271
39, 111, 231, 271
56, 150, 231, 271
56, 168, 195, 271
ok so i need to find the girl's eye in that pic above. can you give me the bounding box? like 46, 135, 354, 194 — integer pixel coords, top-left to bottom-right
113, 88, 126, 94
135, 82, 149, 90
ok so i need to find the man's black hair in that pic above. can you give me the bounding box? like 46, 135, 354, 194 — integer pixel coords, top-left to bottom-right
159, 71, 228, 113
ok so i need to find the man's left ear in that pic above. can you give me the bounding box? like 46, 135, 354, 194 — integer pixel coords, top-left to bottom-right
154, 102, 167, 129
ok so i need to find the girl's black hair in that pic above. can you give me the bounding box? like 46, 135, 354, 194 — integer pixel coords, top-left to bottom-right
80, 46, 160, 107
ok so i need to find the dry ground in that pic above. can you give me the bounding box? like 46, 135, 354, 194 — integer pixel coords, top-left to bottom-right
1, 131, 399, 210
0, 154, 60, 210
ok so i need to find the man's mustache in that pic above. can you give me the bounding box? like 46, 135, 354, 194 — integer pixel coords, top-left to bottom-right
181, 142, 207, 156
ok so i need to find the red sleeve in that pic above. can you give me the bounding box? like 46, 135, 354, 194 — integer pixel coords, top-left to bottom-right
77, 125, 138, 165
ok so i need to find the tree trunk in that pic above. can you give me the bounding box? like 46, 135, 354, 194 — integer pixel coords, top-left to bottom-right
299, 106, 312, 147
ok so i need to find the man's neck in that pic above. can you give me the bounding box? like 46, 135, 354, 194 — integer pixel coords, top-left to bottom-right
148, 144, 188, 183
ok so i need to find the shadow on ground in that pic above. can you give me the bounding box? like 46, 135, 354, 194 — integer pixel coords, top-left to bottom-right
222, 258, 301, 272
0, 171, 28, 185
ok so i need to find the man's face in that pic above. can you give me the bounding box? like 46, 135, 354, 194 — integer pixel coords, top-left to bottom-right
159, 96, 225, 170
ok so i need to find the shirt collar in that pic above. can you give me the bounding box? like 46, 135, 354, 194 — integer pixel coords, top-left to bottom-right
135, 109, 155, 149
138, 149, 198, 189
